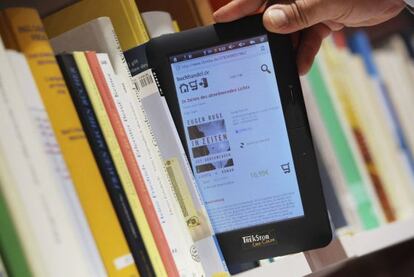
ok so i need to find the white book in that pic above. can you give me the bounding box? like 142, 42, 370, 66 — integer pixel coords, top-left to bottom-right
136, 68, 229, 276
377, 37, 414, 175
50, 17, 205, 276
141, 11, 175, 38
0, 48, 95, 276
8, 51, 107, 277
0, 39, 46, 277
374, 49, 414, 196
0, 97, 46, 277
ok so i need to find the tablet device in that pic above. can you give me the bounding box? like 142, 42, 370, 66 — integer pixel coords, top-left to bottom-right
145, 14, 332, 264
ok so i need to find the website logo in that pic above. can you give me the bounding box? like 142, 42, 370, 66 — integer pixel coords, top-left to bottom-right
179, 77, 209, 93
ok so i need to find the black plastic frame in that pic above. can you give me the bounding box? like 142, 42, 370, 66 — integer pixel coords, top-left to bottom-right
146, 14, 332, 264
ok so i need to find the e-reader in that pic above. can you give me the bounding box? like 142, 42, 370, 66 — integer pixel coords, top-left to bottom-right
145, 14, 332, 264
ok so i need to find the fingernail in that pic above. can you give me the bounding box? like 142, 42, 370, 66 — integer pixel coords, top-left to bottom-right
266, 8, 288, 29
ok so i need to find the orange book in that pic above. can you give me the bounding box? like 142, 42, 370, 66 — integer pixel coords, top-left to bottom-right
0, 8, 139, 276
85, 52, 179, 277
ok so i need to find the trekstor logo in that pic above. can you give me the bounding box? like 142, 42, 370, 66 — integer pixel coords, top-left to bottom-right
242, 234, 270, 244
241, 231, 277, 249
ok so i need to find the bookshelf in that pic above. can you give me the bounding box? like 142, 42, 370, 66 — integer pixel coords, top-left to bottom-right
1, 0, 212, 28
1, 1, 414, 276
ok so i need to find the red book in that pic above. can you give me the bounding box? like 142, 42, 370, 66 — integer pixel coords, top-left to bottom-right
85, 51, 180, 277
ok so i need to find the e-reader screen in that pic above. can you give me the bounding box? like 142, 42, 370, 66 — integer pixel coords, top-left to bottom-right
170, 35, 304, 234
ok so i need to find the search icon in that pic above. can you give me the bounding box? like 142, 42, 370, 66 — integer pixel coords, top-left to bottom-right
261, 64, 271, 74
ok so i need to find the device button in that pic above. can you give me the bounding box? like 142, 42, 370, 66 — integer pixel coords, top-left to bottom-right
289, 85, 295, 105
285, 84, 306, 128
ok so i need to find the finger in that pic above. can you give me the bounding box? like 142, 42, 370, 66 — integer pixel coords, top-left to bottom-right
291, 32, 301, 50
263, 0, 338, 34
296, 23, 331, 75
213, 0, 266, 22
323, 20, 344, 31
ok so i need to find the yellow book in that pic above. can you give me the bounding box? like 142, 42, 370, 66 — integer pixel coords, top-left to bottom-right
43, 0, 149, 51
172, 20, 180, 32
0, 8, 139, 277
74, 51, 168, 277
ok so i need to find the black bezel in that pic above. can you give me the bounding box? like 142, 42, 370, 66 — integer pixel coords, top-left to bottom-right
146, 14, 332, 265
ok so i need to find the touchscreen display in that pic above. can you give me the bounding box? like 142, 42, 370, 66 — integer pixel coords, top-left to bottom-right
170, 35, 304, 233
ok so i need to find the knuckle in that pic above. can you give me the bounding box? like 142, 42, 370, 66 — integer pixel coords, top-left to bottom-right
289, 0, 311, 27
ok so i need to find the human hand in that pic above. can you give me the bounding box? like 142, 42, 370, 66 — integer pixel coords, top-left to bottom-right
214, 0, 405, 75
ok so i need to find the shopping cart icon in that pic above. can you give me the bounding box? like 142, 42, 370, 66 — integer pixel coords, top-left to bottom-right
281, 163, 291, 174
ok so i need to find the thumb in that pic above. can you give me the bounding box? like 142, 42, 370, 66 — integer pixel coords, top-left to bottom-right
263, 0, 334, 33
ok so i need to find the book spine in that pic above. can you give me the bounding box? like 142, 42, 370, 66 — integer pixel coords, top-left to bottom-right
91, 52, 169, 277
11, 50, 106, 277
0, 190, 32, 277
301, 77, 350, 229
308, 58, 380, 229
1, 47, 99, 276
97, 53, 179, 277
58, 52, 146, 276
76, 51, 155, 277
127, 74, 206, 277
101, 21, 205, 276
348, 32, 414, 176
0, 8, 139, 276
121, 0, 149, 45
321, 40, 392, 222
137, 69, 229, 275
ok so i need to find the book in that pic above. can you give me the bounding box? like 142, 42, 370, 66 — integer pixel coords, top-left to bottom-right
0, 188, 32, 277
0, 90, 46, 277
0, 8, 139, 276
377, 36, 414, 174
50, 18, 179, 277
320, 38, 387, 224
1, 45, 99, 277
348, 32, 414, 220
136, 69, 230, 276
8, 49, 107, 277
57, 52, 148, 276
349, 32, 414, 188
345, 53, 414, 220
307, 55, 380, 230
43, 0, 149, 50
72, 51, 155, 277
50, 18, 206, 277
301, 77, 349, 229
141, 11, 175, 38
88, 52, 168, 277
0, 253, 7, 277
